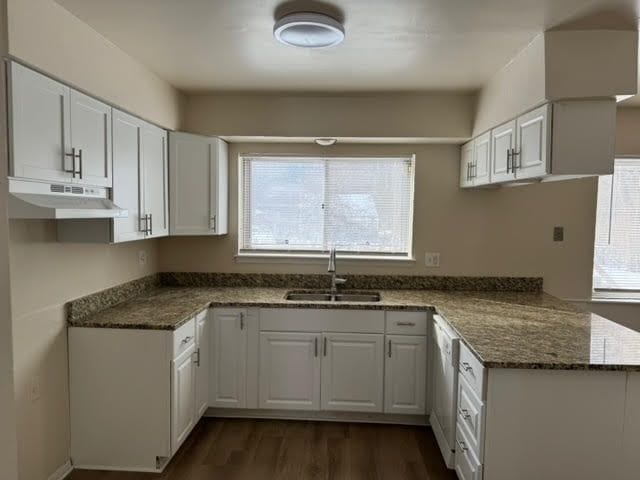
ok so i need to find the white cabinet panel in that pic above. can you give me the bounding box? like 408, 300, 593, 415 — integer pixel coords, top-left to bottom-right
473, 132, 491, 185
171, 344, 196, 455
384, 335, 427, 414
69, 90, 112, 187
112, 110, 144, 243
321, 333, 384, 412
210, 309, 247, 408
259, 332, 321, 410
169, 132, 228, 236
10, 62, 73, 183
141, 124, 168, 238
515, 104, 550, 180
460, 141, 474, 188
195, 311, 210, 418
490, 120, 516, 183
455, 425, 483, 480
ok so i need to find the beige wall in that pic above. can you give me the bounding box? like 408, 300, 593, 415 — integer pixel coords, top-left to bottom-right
0, 0, 18, 476
159, 142, 597, 300
6, 0, 184, 129
5, 1, 183, 478
183, 93, 475, 140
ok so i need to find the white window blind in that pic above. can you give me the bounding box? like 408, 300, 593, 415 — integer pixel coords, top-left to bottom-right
593, 158, 640, 291
239, 155, 414, 257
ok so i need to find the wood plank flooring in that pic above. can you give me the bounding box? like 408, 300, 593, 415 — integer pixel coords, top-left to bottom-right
68, 418, 458, 480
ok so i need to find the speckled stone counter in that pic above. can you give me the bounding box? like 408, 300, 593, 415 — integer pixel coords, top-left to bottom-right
66, 279, 640, 372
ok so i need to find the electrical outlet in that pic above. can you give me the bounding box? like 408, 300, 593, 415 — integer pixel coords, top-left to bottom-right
553, 226, 564, 242
30, 376, 40, 402
425, 252, 441, 268
138, 250, 147, 267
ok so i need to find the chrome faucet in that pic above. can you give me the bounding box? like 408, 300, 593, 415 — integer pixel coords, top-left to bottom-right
328, 247, 346, 298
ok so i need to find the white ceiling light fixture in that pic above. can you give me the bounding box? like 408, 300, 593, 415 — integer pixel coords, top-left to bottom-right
315, 138, 338, 146
274, 12, 345, 48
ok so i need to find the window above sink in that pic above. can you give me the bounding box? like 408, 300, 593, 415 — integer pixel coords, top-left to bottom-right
238, 155, 415, 261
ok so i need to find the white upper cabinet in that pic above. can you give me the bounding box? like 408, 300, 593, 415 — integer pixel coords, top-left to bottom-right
112, 110, 145, 243
473, 132, 491, 185
141, 124, 168, 238
10, 62, 112, 187
10, 62, 73, 183
490, 120, 517, 184
514, 104, 550, 181
321, 333, 384, 413
69, 90, 112, 187
169, 132, 228, 236
461, 99, 616, 188
384, 334, 427, 415
259, 332, 321, 411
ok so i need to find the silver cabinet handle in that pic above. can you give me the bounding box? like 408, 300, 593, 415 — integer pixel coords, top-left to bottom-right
148, 213, 153, 236
459, 408, 471, 420
471, 161, 477, 178
193, 347, 201, 366
396, 321, 416, 327
466, 162, 471, 181
323, 337, 327, 357
456, 439, 468, 452
77, 148, 83, 179
239, 312, 245, 330
461, 362, 473, 374
181, 336, 192, 345
210, 214, 216, 232
64, 147, 78, 177
506, 148, 512, 173
388, 339, 392, 358
314, 337, 318, 357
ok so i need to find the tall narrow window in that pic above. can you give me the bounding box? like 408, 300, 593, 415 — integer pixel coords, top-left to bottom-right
239, 155, 415, 258
593, 158, 640, 293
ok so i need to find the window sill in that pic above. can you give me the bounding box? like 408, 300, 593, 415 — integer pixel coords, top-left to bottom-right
235, 253, 416, 266
580, 291, 640, 305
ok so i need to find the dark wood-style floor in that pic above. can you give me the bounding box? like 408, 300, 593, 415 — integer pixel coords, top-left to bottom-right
69, 417, 458, 480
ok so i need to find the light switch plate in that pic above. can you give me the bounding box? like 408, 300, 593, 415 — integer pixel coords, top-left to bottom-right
425, 252, 440, 267
553, 226, 564, 242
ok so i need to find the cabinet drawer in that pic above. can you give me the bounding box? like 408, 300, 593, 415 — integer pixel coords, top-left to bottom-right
172, 318, 196, 359
455, 425, 483, 480
457, 374, 485, 458
459, 342, 486, 400
385, 311, 428, 335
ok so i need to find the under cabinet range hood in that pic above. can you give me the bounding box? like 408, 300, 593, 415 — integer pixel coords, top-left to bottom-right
8, 178, 128, 219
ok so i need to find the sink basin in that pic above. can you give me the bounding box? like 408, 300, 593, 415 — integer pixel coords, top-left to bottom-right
285, 291, 381, 303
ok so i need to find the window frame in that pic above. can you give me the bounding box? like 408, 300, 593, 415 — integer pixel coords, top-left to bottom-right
592, 156, 640, 300
236, 153, 416, 262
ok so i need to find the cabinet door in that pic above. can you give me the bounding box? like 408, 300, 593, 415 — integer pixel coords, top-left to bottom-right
69, 90, 112, 187
10, 62, 73, 183
112, 110, 144, 243
384, 335, 427, 414
515, 104, 550, 180
141, 124, 168, 238
321, 333, 384, 412
490, 120, 516, 183
460, 141, 474, 188
210, 309, 247, 408
473, 132, 491, 185
171, 344, 196, 454
211, 139, 229, 235
195, 311, 210, 418
259, 332, 321, 410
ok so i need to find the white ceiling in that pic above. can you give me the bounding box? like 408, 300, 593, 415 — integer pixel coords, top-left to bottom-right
56, 0, 639, 93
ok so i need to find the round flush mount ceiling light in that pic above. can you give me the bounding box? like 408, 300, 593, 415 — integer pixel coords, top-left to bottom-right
274, 12, 345, 48
315, 138, 338, 146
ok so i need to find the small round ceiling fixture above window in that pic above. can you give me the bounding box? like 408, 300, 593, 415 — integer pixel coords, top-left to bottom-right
274, 12, 345, 48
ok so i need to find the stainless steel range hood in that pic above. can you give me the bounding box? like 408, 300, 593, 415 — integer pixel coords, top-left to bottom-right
8, 178, 128, 219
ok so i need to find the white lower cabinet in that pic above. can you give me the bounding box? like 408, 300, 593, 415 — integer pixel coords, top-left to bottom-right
171, 343, 196, 454
259, 332, 321, 410
194, 310, 210, 418
384, 335, 427, 414
455, 425, 483, 480
210, 308, 248, 408
321, 333, 384, 412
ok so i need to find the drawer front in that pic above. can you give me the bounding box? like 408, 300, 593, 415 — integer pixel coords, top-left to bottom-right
260, 308, 384, 333
457, 374, 485, 458
459, 342, 486, 400
173, 318, 196, 359
455, 425, 483, 480
385, 311, 428, 335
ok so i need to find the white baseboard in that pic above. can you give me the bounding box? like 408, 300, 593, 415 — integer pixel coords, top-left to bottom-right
48, 460, 72, 480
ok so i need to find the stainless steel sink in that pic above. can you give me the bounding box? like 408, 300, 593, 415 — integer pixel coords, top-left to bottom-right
285, 291, 381, 303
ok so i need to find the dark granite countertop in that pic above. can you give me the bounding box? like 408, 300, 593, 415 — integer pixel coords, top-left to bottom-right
66, 282, 640, 371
